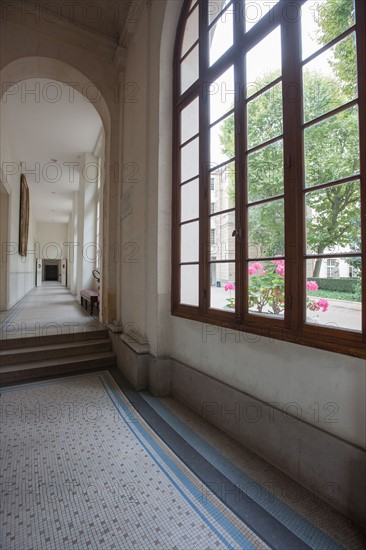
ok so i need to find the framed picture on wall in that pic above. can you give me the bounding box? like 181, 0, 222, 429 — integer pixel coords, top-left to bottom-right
19, 173, 29, 256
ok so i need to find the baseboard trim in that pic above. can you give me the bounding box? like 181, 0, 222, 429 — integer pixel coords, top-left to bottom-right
170, 359, 366, 529
108, 334, 365, 527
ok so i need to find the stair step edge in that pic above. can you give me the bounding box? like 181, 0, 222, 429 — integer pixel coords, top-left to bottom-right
0, 352, 116, 373
0, 330, 109, 350
0, 339, 112, 356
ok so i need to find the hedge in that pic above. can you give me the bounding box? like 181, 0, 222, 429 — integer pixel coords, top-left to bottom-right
307, 277, 359, 293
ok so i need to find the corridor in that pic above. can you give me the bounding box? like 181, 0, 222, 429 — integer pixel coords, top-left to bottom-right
0, 283, 102, 342
1, 369, 365, 550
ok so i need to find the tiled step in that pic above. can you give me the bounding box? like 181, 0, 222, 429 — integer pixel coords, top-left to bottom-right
0, 339, 112, 366
0, 352, 116, 384
0, 329, 108, 350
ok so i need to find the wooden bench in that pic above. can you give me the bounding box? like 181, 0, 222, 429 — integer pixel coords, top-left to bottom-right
80, 289, 99, 316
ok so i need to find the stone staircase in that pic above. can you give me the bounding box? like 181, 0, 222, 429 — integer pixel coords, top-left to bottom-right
0, 330, 116, 385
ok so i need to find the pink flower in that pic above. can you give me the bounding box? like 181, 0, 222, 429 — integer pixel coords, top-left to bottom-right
308, 300, 319, 311
249, 263, 266, 276
317, 298, 329, 312
306, 280, 318, 292
225, 282, 235, 291
271, 260, 285, 276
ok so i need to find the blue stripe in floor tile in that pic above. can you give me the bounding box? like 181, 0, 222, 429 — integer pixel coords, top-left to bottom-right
114, 375, 311, 550
101, 374, 260, 550
2, 371, 267, 550
140, 391, 344, 550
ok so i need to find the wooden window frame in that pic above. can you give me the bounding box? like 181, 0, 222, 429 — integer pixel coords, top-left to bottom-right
172, 0, 366, 359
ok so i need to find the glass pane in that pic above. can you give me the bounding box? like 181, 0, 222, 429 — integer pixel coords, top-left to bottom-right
210, 113, 234, 165
181, 265, 199, 306
181, 98, 199, 143
181, 221, 199, 262
210, 262, 236, 310
248, 199, 284, 258
209, 6, 233, 66
305, 258, 361, 331
247, 83, 283, 150
181, 44, 199, 94
210, 162, 235, 212
182, 6, 199, 58
305, 181, 360, 255
301, 0, 355, 61
303, 33, 357, 123
209, 66, 235, 124
210, 211, 235, 261
247, 140, 283, 203
246, 26, 282, 98
304, 105, 359, 187
206, 0, 231, 25
181, 179, 199, 222
244, 0, 280, 32
181, 137, 199, 182
248, 260, 285, 317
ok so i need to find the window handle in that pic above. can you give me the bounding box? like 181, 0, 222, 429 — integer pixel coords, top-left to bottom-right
232, 227, 241, 239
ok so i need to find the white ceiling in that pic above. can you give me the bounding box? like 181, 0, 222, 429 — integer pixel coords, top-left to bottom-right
28, 0, 132, 40
2, 78, 102, 224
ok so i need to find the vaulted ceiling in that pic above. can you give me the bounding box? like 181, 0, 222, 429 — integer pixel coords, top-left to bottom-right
2, 78, 102, 224
21, 0, 133, 41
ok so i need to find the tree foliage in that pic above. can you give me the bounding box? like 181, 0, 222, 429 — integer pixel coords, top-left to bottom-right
219, 0, 360, 276
315, 0, 356, 96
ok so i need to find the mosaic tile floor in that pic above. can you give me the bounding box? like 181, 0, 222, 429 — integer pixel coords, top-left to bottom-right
1, 371, 365, 549
0, 283, 102, 341
1, 372, 269, 550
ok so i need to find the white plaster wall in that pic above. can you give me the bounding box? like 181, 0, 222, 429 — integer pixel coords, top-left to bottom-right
0, 184, 9, 309
35, 222, 69, 261
120, 7, 150, 342
155, 0, 184, 357
120, 0, 180, 351
0, 107, 36, 309
170, 317, 366, 448
82, 153, 98, 291
76, 153, 98, 297
67, 191, 78, 295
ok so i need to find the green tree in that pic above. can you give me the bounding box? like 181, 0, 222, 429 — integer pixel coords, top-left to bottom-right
316, 0, 356, 96
219, 0, 360, 276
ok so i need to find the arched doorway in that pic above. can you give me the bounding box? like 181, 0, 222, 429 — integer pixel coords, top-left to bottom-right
0, 57, 115, 324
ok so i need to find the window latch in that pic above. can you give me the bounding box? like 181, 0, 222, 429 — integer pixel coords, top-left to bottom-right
232, 227, 241, 239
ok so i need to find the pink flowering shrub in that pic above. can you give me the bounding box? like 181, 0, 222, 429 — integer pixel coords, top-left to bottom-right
225, 264, 329, 315
306, 280, 329, 313
248, 260, 285, 314
306, 280, 318, 291
317, 298, 329, 312
248, 262, 329, 315
224, 282, 235, 291
224, 282, 235, 308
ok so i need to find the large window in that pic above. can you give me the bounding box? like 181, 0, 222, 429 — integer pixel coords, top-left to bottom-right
172, 0, 365, 357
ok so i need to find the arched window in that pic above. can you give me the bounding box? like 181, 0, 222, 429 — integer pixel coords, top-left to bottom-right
172, 0, 365, 357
